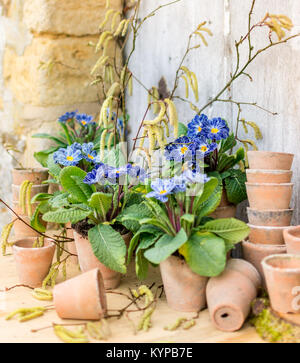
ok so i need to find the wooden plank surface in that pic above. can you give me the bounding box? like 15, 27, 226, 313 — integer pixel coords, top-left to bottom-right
0, 252, 263, 343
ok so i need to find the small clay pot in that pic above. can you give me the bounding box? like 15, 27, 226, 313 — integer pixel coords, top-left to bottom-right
262, 254, 300, 314
13, 216, 46, 238
242, 240, 287, 287
12, 201, 39, 215
206, 259, 261, 332
246, 169, 292, 184
12, 168, 49, 185
283, 226, 300, 255
248, 224, 286, 245
246, 183, 293, 210
12, 184, 49, 202
159, 255, 208, 312
247, 151, 294, 170
73, 230, 131, 290
53, 268, 107, 320
65, 222, 78, 265
12, 238, 55, 288
247, 208, 293, 227
210, 205, 237, 219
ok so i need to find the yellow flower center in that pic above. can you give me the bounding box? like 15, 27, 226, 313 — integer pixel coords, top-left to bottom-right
67, 118, 72, 123
88, 154, 94, 160
67, 156, 74, 161
198, 126, 202, 132
201, 145, 208, 152
116, 170, 120, 174
81, 121, 87, 125
181, 146, 188, 154
160, 190, 167, 195
211, 128, 219, 134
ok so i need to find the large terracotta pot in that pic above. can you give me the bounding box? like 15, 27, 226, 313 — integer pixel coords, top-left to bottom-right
12, 238, 55, 288
246, 183, 293, 210
283, 226, 300, 255
53, 268, 107, 320
12, 168, 49, 185
13, 216, 45, 239
247, 151, 294, 170
73, 230, 131, 290
247, 208, 293, 227
242, 240, 287, 288
246, 169, 292, 184
160, 255, 208, 312
12, 184, 49, 202
248, 224, 286, 245
262, 254, 300, 314
210, 190, 237, 219
206, 259, 261, 332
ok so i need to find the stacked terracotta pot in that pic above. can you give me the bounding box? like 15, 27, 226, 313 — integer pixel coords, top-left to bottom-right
12, 168, 49, 238
242, 151, 294, 286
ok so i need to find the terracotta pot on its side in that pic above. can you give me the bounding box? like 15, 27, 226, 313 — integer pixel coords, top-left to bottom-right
242, 240, 287, 288
246, 183, 293, 210
283, 226, 300, 255
12, 238, 56, 288
206, 259, 261, 332
247, 208, 293, 227
262, 254, 300, 314
73, 230, 132, 290
53, 268, 107, 320
246, 169, 293, 184
210, 190, 237, 219
247, 151, 294, 171
12, 168, 49, 185
160, 255, 208, 312
248, 224, 286, 245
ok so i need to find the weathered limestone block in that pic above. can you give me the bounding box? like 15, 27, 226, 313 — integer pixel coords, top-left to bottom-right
23, 0, 122, 36
3, 35, 120, 106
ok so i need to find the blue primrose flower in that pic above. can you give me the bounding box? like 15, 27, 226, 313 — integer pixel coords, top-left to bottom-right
187, 114, 209, 138
203, 117, 229, 140
83, 163, 104, 185
76, 114, 95, 127
58, 111, 77, 123
128, 165, 148, 182
106, 164, 131, 183
165, 136, 197, 162
82, 142, 100, 164
146, 178, 175, 203
171, 176, 187, 193
53, 144, 83, 166
193, 135, 218, 156
183, 169, 210, 184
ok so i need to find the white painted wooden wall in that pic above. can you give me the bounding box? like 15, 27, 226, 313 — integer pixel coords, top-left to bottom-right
125, 0, 300, 224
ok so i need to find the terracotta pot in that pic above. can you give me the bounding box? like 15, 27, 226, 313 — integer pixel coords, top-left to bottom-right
12, 184, 49, 202
246, 169, 292, 184
242, 240, 287, 287
65, 222, 78, 264
247, 151, 294, 170
12, 238, 55, 288
210, 190, 237, 219
53, 268, 107, 320
12, 201, 39, 215
159, 255, 208, 312
12, 168, 49, 185
246, 183, 293, 210
248, 224, 286, 245
73, 230, 131, 290
206, 259, 261, 332
262, 254, 300, 314
13, 216, 46, 238
283, 226, 300, 255
247, 208, 293, 227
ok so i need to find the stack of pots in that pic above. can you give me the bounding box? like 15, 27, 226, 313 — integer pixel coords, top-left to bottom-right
242, 151, 294, 286
12, 168, 49, 238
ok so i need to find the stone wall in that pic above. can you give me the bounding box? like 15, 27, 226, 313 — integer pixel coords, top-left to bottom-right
0, 0, 122, 228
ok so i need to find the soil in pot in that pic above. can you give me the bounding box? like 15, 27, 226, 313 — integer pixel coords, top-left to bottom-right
283, 226, 300, 255
246, 169, 292, 184
248, 224, 286, 245
247, 208, 293, 227
53, 268, 107, 320
262, 254, 300, 314
247, 151, 294, 171
12, 238, 55, 288
159, 255, 208, 312
12, 168, 49, 185
206, 259, 261, 332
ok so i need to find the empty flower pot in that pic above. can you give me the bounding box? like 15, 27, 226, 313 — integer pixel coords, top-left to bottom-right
247, 151, 294, 170
73, 230, 131, 290
248, 224, 286, 245
53, 268, 107, 320
242, 240, 287, 287
246, 169, 292, 184
12, 168, 49, 185
12, 184, 49, 202
12, 238, 56, 288
13, 216, 45, 238
283, 226, 300, 255
247, 208, 293, 227
160, 255, 208, 312
262, 254, 300, 314
206, 259, 261, 332
246, 183, 293, 210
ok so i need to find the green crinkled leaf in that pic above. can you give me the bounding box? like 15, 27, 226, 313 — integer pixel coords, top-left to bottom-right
30, 202, 48, 233
144, 229, 188, 264
49, 192, 70, 208
34, 147, 59, 168
135, 250, 149, 280
42, 208, 91, 224
88, 224, 126, 274
47, 153, 62, 179
180, 214, 195, 225
197, 218, 250, 244
89, 192, 112, 218
31, 193, 52, 203
178, 122, 188, 137
219, 133, 237, 154
224, 169, 247, 205
179, 232, 226, 277
117, 203, 153, 233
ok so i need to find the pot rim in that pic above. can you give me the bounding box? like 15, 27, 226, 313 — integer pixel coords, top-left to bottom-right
247, 151, 294, 157
262, 254, 300, 273
248, 224, 291, 231
247, 207, 293, 213
245, 182, 294, 187
13, 167, 49, 172
246, 169, 293, 175
12, 184, 49, 189
242, 240, 287, 250
283, 226, 300, 240
12, 238, 55, 251
227, 258, 261, 286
